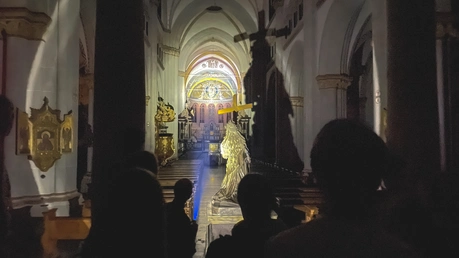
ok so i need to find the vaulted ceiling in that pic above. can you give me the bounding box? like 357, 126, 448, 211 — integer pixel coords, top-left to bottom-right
168, 0, 261, 73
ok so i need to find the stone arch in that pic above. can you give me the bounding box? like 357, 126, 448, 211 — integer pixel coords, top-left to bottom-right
169, 1, 257, 45
179, 28, 250, 73
347, 15, 375, 128
79, 0, 96, 73
318, 0, 366, 75
184, 52, 242, 94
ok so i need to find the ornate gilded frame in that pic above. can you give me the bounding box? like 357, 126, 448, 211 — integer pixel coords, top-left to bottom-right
16, 97, 73, 172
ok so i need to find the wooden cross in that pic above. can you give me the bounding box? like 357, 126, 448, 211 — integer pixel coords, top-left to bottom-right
217, 94, 253, 115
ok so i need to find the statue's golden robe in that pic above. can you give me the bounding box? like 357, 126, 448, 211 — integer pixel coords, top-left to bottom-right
213, 122, 250, 203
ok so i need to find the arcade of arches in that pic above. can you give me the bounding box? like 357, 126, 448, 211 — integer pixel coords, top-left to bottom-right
1, 0, 459, 256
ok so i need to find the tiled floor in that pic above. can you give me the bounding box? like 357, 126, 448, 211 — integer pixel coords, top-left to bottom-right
193, 163, 226, 258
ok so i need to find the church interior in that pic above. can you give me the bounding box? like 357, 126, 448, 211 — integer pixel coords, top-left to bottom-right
1, 0, 459, 257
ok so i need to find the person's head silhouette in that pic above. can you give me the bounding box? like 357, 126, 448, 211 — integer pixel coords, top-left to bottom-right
310, 119, 389, 218
173, 178, 193, 204
237, 173, 275, 221
96, 167, 166, 256
126, 150, 159, 175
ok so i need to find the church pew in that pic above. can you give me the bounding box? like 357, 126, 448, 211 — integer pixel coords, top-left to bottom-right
41, 208, 91, 258
157, 160, 201, 219
249, 162, 324, 225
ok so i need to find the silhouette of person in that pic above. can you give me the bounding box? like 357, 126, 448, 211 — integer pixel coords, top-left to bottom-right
0, 95, 14, 257
265, 119, 418, 258
166, 178, 198, 258
80, 167, 166, 258
38, 132, 53, 151
82, 150, 160, 253
232, 173, 287, 258
207, 174, 287, 258
124, 150, 159, 176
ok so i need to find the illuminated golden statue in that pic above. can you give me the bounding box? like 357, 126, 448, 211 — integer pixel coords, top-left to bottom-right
155, 97, 176, 123
212, 121, 251, 203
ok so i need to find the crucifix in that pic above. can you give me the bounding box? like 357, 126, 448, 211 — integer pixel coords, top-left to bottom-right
233, 10, 290, 45
232, 10, 290, 158
218, 94, 252, 124
233, 10, 290, 105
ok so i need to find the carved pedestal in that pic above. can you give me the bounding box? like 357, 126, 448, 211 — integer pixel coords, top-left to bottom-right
155, 133, 175, 166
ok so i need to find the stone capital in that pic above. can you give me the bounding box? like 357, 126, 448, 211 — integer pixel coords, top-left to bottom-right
0, 7, 51, 41
436, 12, 458, 38
290, 96, 303, 107
162, 44, 180, 57
273, 0, 284, 9
316, 74, 352, 90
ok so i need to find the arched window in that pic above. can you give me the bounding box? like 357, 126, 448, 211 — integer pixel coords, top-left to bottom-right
200, 104, 205, 123
192, 103, 198, 122
218, 104, 224, 123
208, 104, 216, 123
225, 103, 232, 123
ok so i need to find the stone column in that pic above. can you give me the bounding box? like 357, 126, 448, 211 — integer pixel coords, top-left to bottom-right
1, 2, 80, 216
302, 0, 320, 174
436, 9, 458, 173
92, 0, 145, 220
162, 45, 180, 159
316, 74, 352, 122
78, 73, 94, 195
369, 0, 388, 139
386, 0, 440, 183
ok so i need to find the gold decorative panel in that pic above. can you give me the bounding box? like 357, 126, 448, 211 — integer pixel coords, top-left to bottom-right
189, 80, 233, 101
16, 97, 73, 172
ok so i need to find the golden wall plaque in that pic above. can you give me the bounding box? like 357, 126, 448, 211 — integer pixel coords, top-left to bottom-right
17, 97, 73, 172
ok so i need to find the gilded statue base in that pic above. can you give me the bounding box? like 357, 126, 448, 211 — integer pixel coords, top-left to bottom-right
207, 202, 243, 225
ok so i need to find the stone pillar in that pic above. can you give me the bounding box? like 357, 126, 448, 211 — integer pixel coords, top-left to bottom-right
370, 0, 388, 139
316, 74, 352, 122
302, 0, 320, 173
78, 73, 94, 195
436, 10, 459, 173
92, 0, 145, 219
290, 96, 304, 161
1, 1, 80, 216
163, 46, 180, 159
386, 0, 440, 183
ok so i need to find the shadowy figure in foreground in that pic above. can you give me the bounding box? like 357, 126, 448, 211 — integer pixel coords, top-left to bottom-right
206, 173, 287, 258
265, 119, 418, 258
0, 95, 14, 257
166, 178, 197, 258
124, 150, 159, 175
80, 168, 166, 257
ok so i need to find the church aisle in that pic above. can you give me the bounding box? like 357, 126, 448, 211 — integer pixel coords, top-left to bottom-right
193, 161, 226, 258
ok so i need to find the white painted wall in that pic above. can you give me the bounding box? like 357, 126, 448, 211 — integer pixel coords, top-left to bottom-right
3, 0, 80, 216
